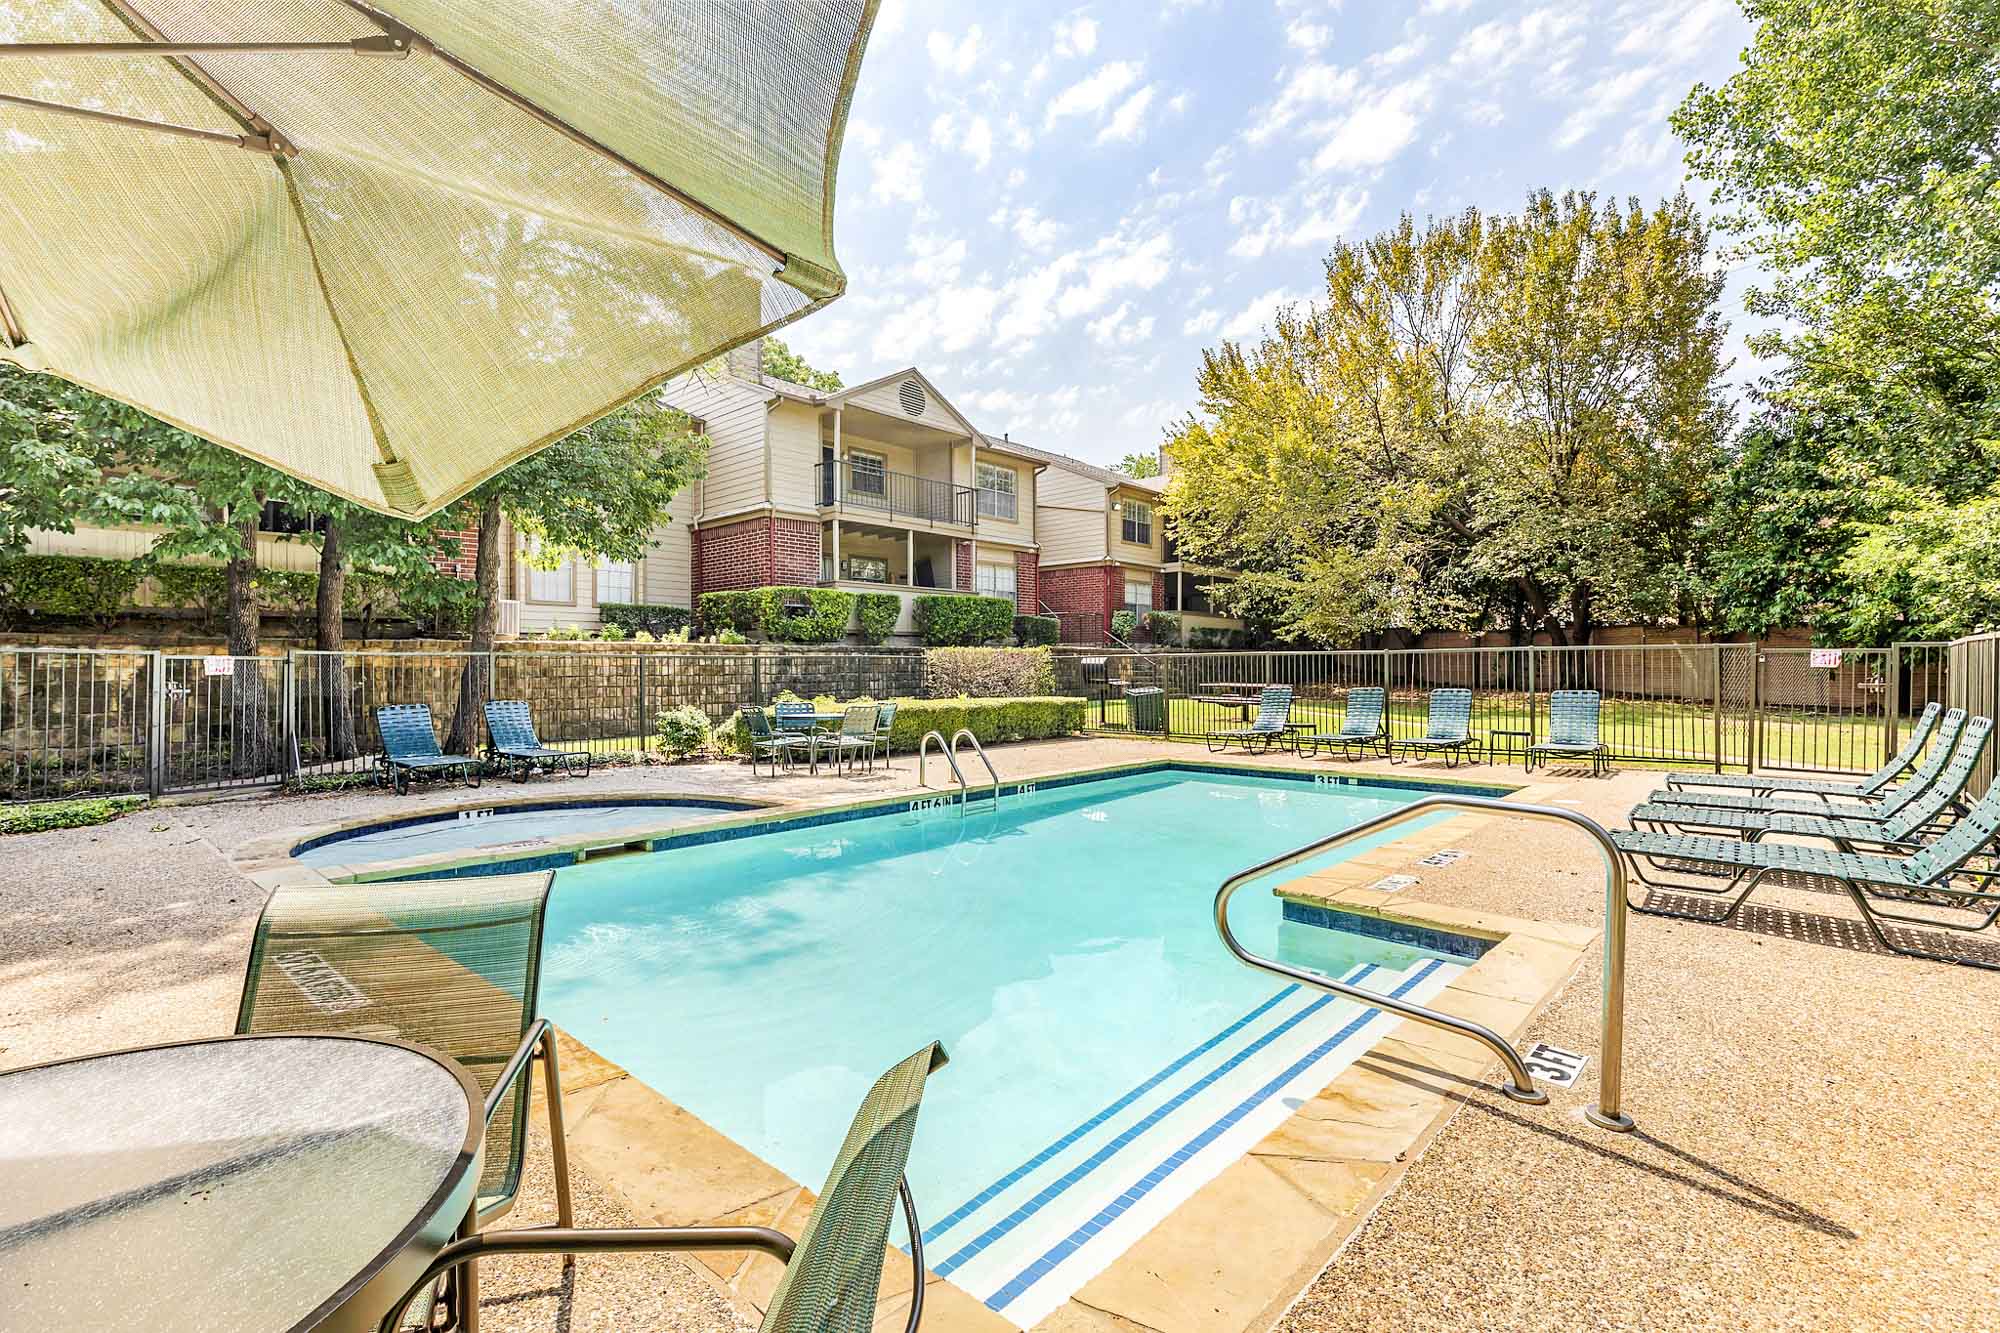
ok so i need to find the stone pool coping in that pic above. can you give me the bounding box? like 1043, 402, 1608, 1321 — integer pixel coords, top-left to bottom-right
230, 768, 1593, 1333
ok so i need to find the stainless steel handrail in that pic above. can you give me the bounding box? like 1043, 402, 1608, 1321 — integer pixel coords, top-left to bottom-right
917, 730, 969, 815
1214, 793, 1634, 1132
950, 728, 1002, 804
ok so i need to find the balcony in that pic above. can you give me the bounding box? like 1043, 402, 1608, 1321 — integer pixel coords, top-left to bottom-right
816, 459, 976, 528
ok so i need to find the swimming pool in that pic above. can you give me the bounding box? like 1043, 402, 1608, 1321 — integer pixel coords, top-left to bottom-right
539, 768, 1489, 1327
294, 798, 749, 869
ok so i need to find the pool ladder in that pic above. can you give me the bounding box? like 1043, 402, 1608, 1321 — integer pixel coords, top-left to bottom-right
917, 729, 1002, 813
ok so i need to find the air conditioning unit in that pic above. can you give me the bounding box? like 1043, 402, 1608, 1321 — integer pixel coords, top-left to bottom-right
496, 598, 523, 638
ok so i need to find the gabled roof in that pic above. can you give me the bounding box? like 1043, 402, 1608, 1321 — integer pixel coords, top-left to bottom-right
827, 366, 979, 436
979, 434, 1154, 490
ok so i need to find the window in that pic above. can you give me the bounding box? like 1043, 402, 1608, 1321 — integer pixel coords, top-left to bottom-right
841, 556, 890, 584
526, 559, 574, 603
595, 559, 635, 604
847, 449, 886, 497
258, 500, 327, 536
976, 462, 1018, 520
1124, 578, 1153, 612
1121, 499, 1153, 546
976, 561, 1017, 599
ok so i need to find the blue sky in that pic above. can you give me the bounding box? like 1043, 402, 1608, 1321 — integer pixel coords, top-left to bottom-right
781, 0, 1757, 468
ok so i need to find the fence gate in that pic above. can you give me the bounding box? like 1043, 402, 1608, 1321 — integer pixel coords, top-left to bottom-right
154, 654, 289, 795
1749, 645, 1893, 774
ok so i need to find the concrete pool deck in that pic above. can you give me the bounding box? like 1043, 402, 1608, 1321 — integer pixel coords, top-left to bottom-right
5, 739, 1998, 1330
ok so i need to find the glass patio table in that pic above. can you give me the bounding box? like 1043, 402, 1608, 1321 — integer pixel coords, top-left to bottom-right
0, 1033, 482, 1333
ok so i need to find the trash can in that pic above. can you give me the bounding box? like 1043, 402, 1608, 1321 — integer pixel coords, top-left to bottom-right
1127, 686, 1167, 734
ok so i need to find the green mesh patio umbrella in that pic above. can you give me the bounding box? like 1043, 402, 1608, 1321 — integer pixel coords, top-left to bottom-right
0, 1, 876, 515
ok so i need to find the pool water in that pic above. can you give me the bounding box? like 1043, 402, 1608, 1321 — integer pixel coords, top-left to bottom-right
295, 801, 734, 868
540, 771, 1469, 1326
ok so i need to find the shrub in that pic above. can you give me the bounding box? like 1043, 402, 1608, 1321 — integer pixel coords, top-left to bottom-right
1111, 609, 1138, 642
1190, 626, 1250, 649
1144, 610, 1180, 641
654, 704, 714, 760
696, 590, 763, 636
856, 592, 902, 645
0, 794, 147, 836
1013, 614, 1059, 647
913, 593, 1015, 646
600, 601, 690, 636
714, 627, 748, 644
0, 555, 143, 628
924, 647, 1056, 697
760, 586, 854, 644
631, 629, 656, 643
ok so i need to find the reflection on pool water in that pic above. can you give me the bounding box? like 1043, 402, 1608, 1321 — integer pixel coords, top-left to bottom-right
539, 769, 1479, 1326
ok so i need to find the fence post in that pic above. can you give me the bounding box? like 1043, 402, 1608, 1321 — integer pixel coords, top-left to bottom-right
146, 650, 166, 797
1749, 643, 1763, 772
1882, 645, 1900, 764
1525, 648, 1537, 747
636, 653, 649, 742
280, 652, 297, 780
1710, 644, 1723, 773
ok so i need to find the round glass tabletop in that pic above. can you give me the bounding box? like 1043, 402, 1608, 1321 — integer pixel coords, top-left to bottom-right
0, 1034, 480, 1332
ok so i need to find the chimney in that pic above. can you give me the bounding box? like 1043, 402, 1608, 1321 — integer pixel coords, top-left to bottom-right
725, 336, 764, 383
1157, 444, 1173, 478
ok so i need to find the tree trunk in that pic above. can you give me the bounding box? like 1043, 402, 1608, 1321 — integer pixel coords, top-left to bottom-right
446, 495, 502, 754
316, 520, 357, 761
226, 508, 269, 777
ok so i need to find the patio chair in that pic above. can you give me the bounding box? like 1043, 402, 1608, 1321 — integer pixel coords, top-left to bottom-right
1616, 780, 2000, 971
1389, 688, 1477, 767
824, 703, 881, 774
742, 705, 800, 778
1664, 701, 1942, 800
378, 1042, 950, 1333
1526, 690, 1608, 776
874, 700, 900, 770
1206, 685, 1294, 753
774, 699, 824, 769
1629, 715, 1992, 852
376, 703, 481, 795
1299, 686, 1388, 760
483, 699, 592, 783
238, 872, 570, 1333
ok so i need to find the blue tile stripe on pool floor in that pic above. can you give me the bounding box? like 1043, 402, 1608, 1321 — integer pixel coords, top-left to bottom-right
922, 976, 1348, 1246
982, 957, 1448, 1315
931, 965, 1381, 1281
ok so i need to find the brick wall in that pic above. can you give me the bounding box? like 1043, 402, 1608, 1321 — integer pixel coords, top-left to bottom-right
432, 528, 479, 581
1013, 550, 1040, 613
954, 542, 973, 593
692, 517, 771, 594
1039, 563, 1117, 620
773, 518, 821, 585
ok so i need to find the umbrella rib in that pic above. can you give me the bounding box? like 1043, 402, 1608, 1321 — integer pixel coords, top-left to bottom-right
96, 0, 301, 157
0, 279, 25, 346
338, 0, 790, 273
0, 91, 278, 152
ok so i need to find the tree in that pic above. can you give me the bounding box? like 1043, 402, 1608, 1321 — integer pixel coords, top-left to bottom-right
1113, 452, 1160, 478
443, 394, 707, 751
762, 337, 843, 391
0, 366, 168, 555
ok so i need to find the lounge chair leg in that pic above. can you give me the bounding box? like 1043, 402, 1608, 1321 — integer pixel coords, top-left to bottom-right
458, 1205, 481, 1333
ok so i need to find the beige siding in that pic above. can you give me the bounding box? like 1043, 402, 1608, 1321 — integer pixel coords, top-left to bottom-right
640, 489, 695, 608
845, 372, 968, 436
1035, 465, 1110, 566
767, 400, 822, 515
662, 372, 768, 519
962, 447, 1036, 547
1109, 486, 1164, 566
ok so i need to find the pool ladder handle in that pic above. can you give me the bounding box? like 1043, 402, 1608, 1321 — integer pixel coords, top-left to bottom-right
950, 728, 1003, 806
1214, 793, 1634, 1133
918, 730, 970, 815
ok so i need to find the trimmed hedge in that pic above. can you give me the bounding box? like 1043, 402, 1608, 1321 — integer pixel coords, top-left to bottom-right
761, 586, 855, 644
0, 794, 147, 836
600, 602, 690, 636
0, 555, 143, 627
856, 592, 901, 645
696, 590, 764, 636
923, 647, 1056, 697
1111, 609, 1138, 642
721, 695, 1083, 754
0, 553, 433, 632
913, 593, 1015, 646
1013, 613, 1059, 647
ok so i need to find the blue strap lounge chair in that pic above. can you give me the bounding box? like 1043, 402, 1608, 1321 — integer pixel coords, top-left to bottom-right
1648, 709, 1972, 820
483, 699, 591, 782
1206, 686, 1294, 753
1299, 686, 1387, 760
1527, 690, 1608, 776
1663, 702, 1942, 800
1390, 688, 1476, 767
376, 703, 481, 795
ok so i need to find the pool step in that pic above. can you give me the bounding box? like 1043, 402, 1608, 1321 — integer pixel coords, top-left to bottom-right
923, 956, 1460, 1328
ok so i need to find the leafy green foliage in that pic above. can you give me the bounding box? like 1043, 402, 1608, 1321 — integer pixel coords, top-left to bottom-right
913, 594, 1015, 646
598, 602, 690, 636
1114, 452, 1160, 478
1, 794, 147, 836
695, 590, 764, 636
653, 704, 714, 760
1111, 609, 1139, 641
922, 647, 1057, 697
0, 555, 142, 628
1144, 610, 1180, 640
0, 366, 173, 557
1013, 614, 1060, 647
855, 592, 902, 645
761, 337, 843, 391
760, 587, 855, 643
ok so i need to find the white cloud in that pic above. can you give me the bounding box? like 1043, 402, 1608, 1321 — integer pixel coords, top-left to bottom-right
1245, 62, 1358, 145
1182, 308, 1221, 337
1310, 77, 1432, 173
1053, 14, 1099, 58
1008, 207, 1065, 251
1045, 61, 1143, 129
869, 141, 925, 204
1221, 288, 1308, 341
905, 232, 967, 285
870, 282, 1001, 362
1086, 302, 1157, 348
846, 118, 883, 150
1369, 35, 1428, 69
1616, 0, 1732, 63
1553, 67, 1659, 148
1097, 85, 1158, 144
926, 26, 984, 76
1285, 19, 1331, 52
1421, 0, 1477, 11
1054, 227, 1174, 319
1450, 7, 1585, 78
1228, 185, 1369, 259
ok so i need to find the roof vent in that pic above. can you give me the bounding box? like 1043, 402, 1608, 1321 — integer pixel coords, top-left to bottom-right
898, 379, 927, 417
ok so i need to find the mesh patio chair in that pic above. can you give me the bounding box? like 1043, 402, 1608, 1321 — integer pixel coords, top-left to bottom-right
742, 705, 799, 778
874, 701, 900, 771
378, 1043, 950, 1333
1389, 688, 1476, 767
377, 703, 482, 795
1664, 702, 1942, 800
826, 704, 881, 774
1643, 709, 1975, 822
1618, 781, 2000, 970
238, 873, 571, 1332
1299, 686, 1388, 760
1629, 716, 1992, 853
484, 700, 592, 783
1206, 686, 1294, 754
773, 700, 825, 770
1527, 690, 1608, 776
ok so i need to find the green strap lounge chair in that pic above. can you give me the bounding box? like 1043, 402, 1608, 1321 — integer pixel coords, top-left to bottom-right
1630, 716, 1993, 852
378, 1042, 950, 1333
742, 705, 800, 778
1660, 708, 1970, 819
826, 703, 881, 774
1527, 690, 1608, 776
1300, 686, 1388, 760
874, 700, 900, 771
1617, 781, 2000, 970
1389, 688, 1476, 767
483, 699, 592, 782
1206, 685, 1294, 753
239, 873, 571, 1333
377, 703, 481, 795
1664, 702, 1942, 800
